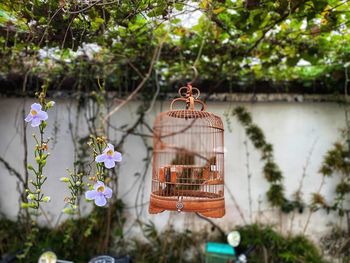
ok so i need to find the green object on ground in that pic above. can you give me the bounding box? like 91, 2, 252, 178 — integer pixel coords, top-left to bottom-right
205, 242, 235, 263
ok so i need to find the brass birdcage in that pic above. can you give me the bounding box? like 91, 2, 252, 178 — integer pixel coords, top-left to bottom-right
149, 84, 225, 218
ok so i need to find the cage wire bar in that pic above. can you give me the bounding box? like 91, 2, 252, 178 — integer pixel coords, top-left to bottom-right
149, 84, 225, 218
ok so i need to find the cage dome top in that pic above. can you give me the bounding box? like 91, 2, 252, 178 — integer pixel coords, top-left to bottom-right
161, 84, 224, 131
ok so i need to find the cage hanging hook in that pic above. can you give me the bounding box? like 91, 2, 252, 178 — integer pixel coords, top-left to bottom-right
178, 85, 200, 99
185, 84, 195, 110
173, 83, 203, 111
188, 66, 198, 85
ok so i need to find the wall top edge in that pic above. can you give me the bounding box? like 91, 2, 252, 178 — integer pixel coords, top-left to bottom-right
0, 92, 346, 103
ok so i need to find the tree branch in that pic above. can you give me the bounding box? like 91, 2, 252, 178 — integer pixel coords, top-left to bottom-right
103, 34, 167, 123
0, 156, 24, 184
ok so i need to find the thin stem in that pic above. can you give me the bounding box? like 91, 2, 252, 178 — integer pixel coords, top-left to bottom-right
225, 184, 247, 224
244, 140, 253, 223
303, 176, 326, 234
289, 139, 317, 233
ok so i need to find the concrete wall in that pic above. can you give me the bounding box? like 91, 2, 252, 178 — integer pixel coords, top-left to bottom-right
0, 97, 346, 242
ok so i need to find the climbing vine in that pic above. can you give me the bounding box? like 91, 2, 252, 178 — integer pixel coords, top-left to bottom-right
232, 106, 304, 213
313, 142, 350, 221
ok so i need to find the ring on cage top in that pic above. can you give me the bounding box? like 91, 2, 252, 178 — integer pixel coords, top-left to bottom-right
149, 83, 225, 218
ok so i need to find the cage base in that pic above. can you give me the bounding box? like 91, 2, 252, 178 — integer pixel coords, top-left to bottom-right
149, 193, 225, 218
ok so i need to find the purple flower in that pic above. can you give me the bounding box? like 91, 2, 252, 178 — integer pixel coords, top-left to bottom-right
95, 143, 122, 169
24, 103, 48, 127
85, 181, 112, 206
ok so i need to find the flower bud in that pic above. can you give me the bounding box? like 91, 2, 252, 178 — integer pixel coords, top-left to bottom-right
21, 202, 29, 208
27, 164, 34, 170
105, 177, 111, 184
46, 101, 55, 109
35, 156, 41, 163
42, 143, 49, 151
41, 121, 47, 129
42, 196, 51, 203
60, 177, 70, 183
27, 194, 35, 200
76, 181, 81, 186
41, 159, 47, 165
36, 189, 41, 193
62, 207, 75, 214
29, 203, 37, 208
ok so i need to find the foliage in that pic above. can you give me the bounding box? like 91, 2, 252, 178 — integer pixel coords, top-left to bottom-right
1, 0, 350, 94
0, 200, 125, 263
236, 224, 327, 263
1, 216, 328, 263
232, 106, 304, 213
128, 221, 205, 263
60, 168, 85, 213
321, 224, 350, 262
314, 142, 350, 220
0, 214, 203, 263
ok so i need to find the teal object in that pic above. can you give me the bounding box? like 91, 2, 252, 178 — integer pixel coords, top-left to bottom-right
206, 242, 235, 255
205, 242, 235, 263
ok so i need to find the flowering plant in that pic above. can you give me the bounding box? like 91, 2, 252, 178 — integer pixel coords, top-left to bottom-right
85, 181, 113, 206
61, 136, 122, 211
95, 143, 122, 169
24, 103, 49, 127
23, 98, 55, 210
85, 138, 122, 207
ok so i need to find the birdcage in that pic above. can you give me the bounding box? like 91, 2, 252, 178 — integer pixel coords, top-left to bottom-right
149, 84, 225, 218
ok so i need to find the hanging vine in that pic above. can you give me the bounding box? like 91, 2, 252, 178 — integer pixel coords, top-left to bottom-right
232, 106, 304, 213
313, 143, 350, 219
309, 65, 350, 233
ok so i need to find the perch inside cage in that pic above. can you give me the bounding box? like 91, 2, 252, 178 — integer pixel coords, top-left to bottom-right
149, 84, 225, 218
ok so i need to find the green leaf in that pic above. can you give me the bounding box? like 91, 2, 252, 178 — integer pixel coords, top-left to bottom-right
213, 7, 226, 15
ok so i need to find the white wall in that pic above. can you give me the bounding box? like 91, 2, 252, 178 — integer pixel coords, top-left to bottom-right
0, 97, 346, 242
